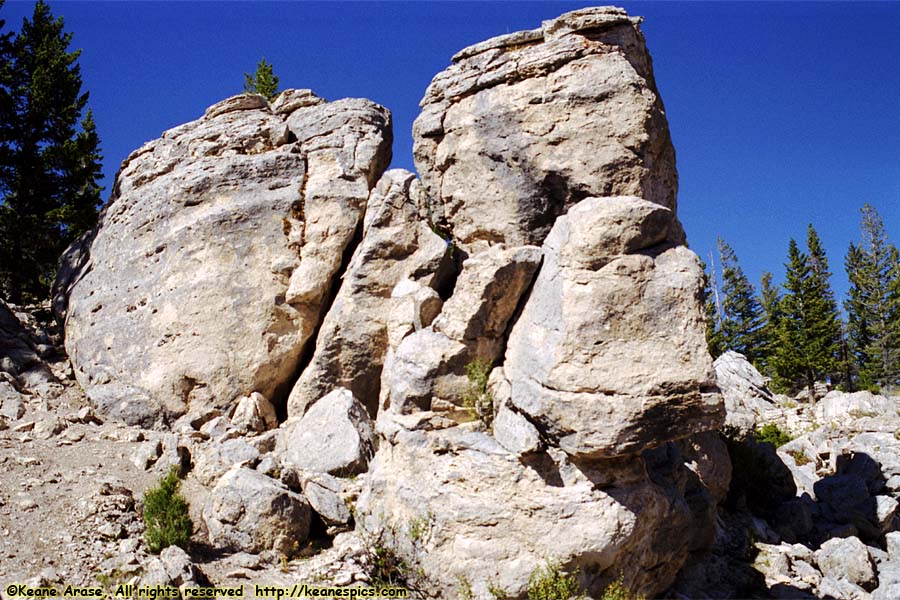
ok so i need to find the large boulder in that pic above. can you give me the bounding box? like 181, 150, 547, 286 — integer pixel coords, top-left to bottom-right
358, 425, 722, 599
502, 196, 722, 458
414, 7, 679, 251
359, 7, 725, 598
57, 91, 392, 425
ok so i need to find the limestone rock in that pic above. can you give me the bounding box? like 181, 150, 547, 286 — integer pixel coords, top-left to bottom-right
816, 536, 876, 590
814, 391, 898, 425
414, 7, 678, 251
58, 92, 391, 425
380, 244, 542, 417
203, 466, 311, 554
715, 350, 776, 434
277, 388, 375, 476
193, 438, 260, 486
358, 429, 721, 599
287, 170, 448, 417
270, 88, 325, 115
230, 392, 277, 433
503, 197, 723, 458
0, 381, 26, 420
300, 472, 353, 527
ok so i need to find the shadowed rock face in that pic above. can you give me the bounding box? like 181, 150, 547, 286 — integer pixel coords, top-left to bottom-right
59, 92, 392, 426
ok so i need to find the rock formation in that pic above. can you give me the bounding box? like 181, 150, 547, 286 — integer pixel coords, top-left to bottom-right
48, 6, 733, 597
57, 91, 391, 426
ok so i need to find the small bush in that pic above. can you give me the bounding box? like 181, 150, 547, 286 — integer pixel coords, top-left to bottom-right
527, 561, 583, 600
142, 466, 193, 554
360, 527, 424, 594
754, 423, 792, 448
787, 449, 811, 466
600, 577, 646, 600
463, 358, 494, 429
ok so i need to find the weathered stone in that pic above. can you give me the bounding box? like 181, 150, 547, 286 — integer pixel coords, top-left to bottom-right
277, 388, 374, 476
493, 400, 542, 456
269, 88, 325, 115
230, 392, 277, 433
414, 7, 678, 250
131, 440, 162, 470
887, 531, 900, 561
814, 391, 898, 425
359, 428, 720, 599
58, 93, 392, 426
677, 431, 732, 505
287, 170, 448, 417
715, 350, 775, 434
203, 466, 311, 554
380, 244, 542, 419
816, 536, 876, 590
0, 381, 25, 420
300, 473, 352, 527
503, 197, 723, 458
193, 438, 260, 486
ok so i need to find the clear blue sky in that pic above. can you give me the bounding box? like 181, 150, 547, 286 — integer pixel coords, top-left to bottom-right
3, 1, 899, 304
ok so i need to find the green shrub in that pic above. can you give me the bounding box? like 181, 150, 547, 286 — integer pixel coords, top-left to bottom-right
787, 449, 811, 466
142, 466, 193, 554
463, 358, 494, 429
600, 577, 646, 600
754, 423, 792, 448
527, 561, 584, 600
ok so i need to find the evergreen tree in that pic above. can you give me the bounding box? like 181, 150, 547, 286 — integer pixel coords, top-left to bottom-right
0, 0, 102, 303
772, 230, 842, 403
243, 57, 279, 100
758, 271, 781, 376
805, 224, 844, 382
717, 238, 765, 363
844, 204, 900, 391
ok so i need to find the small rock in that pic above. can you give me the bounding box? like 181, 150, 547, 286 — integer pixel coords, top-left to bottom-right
231, 392, 277, 433
886, 531, 900, 561
875, 495, 898, 533
131, 441, 162, 470
816, 536, 876, 590
33, 417, 66, 439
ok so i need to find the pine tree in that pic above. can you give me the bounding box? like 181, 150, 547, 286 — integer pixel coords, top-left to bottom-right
758, 271, 781, 376
243, 57, 279, 100
772, 230, 842, 403
805, 224, 844, 383
717, 238, 765, 363
844, 204, 900, 391
0, 0, 102, 303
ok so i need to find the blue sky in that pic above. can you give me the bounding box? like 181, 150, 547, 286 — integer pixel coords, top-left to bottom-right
3, 1, 899, 304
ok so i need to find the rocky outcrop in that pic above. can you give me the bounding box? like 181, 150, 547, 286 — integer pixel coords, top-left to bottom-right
359, 7, 725, 598
414, 6, 679, 251
58, 91, 392, 425
49, 6, 730, 596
